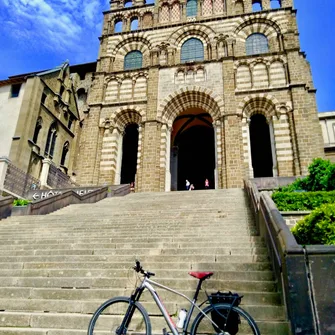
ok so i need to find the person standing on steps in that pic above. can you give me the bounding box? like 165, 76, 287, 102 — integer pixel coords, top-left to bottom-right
205, 179, 209, 189
186, 179, 190, 190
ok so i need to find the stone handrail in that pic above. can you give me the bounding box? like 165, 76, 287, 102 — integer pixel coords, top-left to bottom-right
12, 184, 131, 216
244, 179, 316, 335
108, 184, 131, 197
28, 186, 109, 215
0, 196, 14, 220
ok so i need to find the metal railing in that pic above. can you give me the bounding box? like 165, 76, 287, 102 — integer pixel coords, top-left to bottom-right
3, 162, 40, 198
47, 164, 78, 188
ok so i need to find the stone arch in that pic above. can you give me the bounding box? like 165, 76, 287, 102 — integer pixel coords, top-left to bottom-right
142, 11, 154, 28
125, 9, 142, 18
234, 17, 281, 41
157, 86, 224, 125
238, 94, 280, 120
268, 55, 287, 65
110, 34, 152, 57
112, 106, 146, 131
169, 24, 216, 47
111, 13, 125, 24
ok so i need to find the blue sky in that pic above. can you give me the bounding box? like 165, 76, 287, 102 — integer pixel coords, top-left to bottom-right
0, 0, 334, 111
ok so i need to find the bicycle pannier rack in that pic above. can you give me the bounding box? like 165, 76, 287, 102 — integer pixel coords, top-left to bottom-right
209, 291, 242, 335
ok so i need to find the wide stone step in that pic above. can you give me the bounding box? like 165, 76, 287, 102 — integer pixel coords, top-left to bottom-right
0, 241, 265, 251
0, 236, 264, 246
0, 298, 286, 320
0, 247, 268, 257
0, 189, 288, 334
0, 269, 273, 281
0, 261, 272, 271
0, 311, 289, 334
0, 277, 277, 292
0, 254, 269, 263
0, 287, 282, 305
0, 224, 257, 232
0, 230, 260, 240
0, 222, 257, 232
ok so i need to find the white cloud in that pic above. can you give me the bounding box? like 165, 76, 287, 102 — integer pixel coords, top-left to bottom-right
1, 0, 109, 57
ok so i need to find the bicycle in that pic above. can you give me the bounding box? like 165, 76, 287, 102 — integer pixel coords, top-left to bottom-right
88, 260, 260, 335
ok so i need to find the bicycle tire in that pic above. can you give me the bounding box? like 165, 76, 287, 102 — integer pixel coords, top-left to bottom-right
190, 303, 260, 335
87, 296, 152, 335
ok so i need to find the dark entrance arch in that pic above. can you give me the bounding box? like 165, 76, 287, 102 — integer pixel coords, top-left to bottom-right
171, 110, 215, 190
120, 123, 139, 184
249, 114, 273, 177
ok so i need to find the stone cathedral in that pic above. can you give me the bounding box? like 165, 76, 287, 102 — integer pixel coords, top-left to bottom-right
74, 0, 325, 192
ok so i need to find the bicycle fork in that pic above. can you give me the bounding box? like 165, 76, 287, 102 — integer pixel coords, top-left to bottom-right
117, 287, 145, 335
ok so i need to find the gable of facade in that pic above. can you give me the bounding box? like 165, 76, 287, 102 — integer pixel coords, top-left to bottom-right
0, 78, 26, 158
0, 62, 81, 194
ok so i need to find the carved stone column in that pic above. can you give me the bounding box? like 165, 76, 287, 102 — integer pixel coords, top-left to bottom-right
0, 157, 10, 191
165, 126, 172, 191
40, 158, 52, 188
287, 110, 301, 175
114, 128, 124, 184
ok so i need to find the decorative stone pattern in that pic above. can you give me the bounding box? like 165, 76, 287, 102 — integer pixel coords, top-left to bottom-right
74, 0, 325, 192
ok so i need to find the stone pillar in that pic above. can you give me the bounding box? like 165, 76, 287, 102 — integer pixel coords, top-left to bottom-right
245, 118, 254, 178
287, 110, 301, 176
170, 146, 179, 191
213, 121, 219, 189
219, 118, 227, 188
222, 59, 243, 187
165, 127, 172, 192
262, 0, 271, 10
135, 124, 143, 191
290, 87, 324, 175
269, 118, 278, 177
40, 159, 52, 187
114, 129, 124, 184
223, 115, 244, 188
139, 121, 161, 192
0, 157, 10, 191
76, 107, 103, 186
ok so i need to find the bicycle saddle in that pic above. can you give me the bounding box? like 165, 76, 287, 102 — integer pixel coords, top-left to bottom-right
188, 271, 213, 280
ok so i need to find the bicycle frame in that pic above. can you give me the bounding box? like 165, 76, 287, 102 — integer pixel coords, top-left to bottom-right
134, 276, 220, 335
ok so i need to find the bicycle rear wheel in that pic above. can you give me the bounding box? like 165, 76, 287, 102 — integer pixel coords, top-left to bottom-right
88, 296, 151, 335
191, 303, 260, 335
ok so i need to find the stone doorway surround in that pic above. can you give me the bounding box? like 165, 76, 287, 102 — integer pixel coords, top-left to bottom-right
169, 109, 215, 191
157, 87, 224, 191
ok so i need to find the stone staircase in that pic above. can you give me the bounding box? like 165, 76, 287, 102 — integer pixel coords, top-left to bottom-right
0, 189, 289, 334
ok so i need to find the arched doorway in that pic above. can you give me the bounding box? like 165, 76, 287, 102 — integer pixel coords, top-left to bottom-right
249, 114, 273, 177
120, 123, 139, 184
170, 109, 215, 190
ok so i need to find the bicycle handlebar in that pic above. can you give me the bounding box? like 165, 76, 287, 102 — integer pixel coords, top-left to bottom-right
133, 260, 155, 278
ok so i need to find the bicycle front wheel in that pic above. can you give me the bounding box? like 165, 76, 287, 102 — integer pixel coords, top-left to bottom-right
88, 296, 151, 335
191, 303, 260, 335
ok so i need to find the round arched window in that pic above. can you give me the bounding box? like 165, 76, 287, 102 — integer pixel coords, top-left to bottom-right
114, 19, 123, 33
181, 38, 204, 63
246, 33, 269, 55
124, 51, 143, 70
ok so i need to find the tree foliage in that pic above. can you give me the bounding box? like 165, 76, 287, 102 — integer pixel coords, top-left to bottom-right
292, 204, 335, 245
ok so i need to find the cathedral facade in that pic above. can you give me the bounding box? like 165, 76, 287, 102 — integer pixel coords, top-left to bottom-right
74, 0, 325, 192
